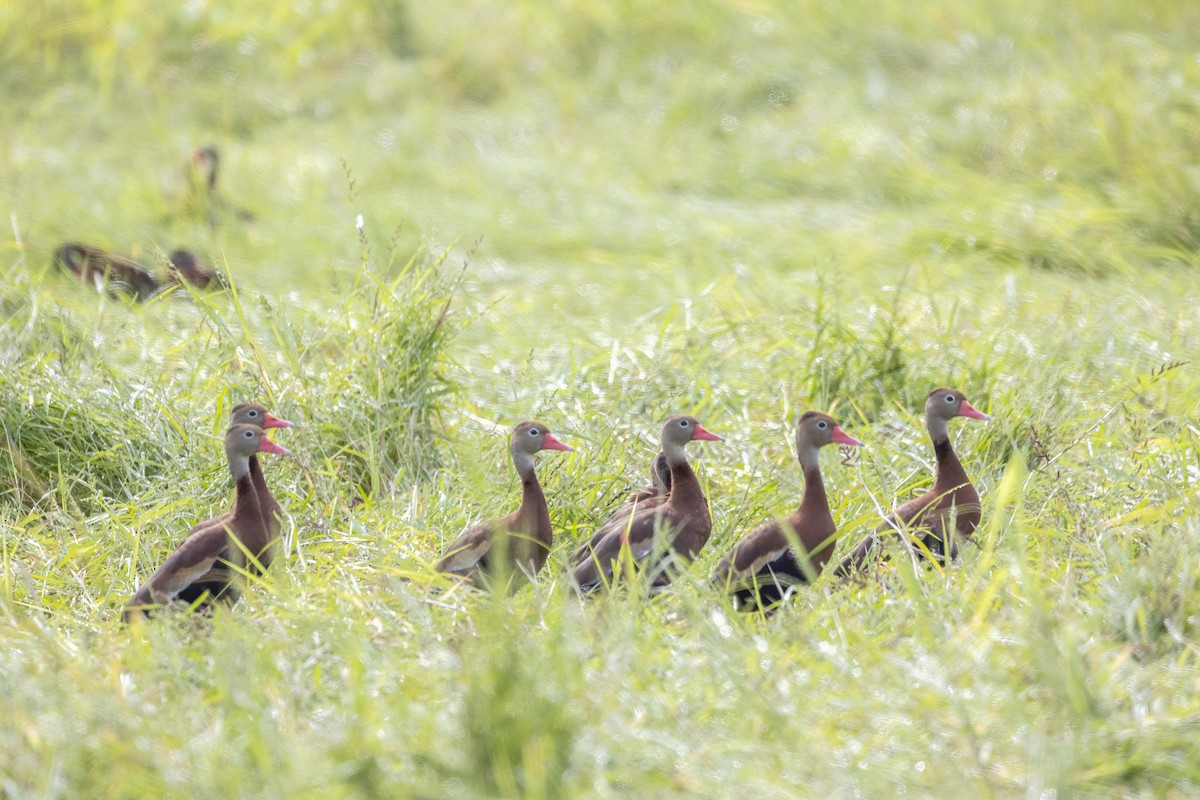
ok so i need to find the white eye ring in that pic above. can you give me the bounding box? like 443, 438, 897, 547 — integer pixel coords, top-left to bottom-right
244, 431, 254, 438
248, 409, 258, 416
679, 419, 690, 427
817, 420, 828, 429
529, 429, 539, 436
944, 395, 956, 403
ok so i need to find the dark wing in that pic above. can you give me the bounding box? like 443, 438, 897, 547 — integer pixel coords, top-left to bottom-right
436, 519, 496, 575
711, 519, 788, 588
568, 528, 609, 568
571, 504, 674, 591
569, 493, 667, 567
568, 509, 630, 567
108, 257, 161, 299
570, 526, 620, 590
123, 522, 231, 621
878, 489, 940, 534
626, 486, 660, 504
833, 488, 941, 579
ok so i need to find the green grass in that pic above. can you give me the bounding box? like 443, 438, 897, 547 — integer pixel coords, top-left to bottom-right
3, 0, 1200, 796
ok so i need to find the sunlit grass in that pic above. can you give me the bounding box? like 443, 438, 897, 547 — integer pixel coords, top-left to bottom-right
2, 0, 1200, 797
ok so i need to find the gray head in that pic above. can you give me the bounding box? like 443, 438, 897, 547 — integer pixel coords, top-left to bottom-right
509, 420, 574, 475
794, 411, 864, 467
924, 388, 990, 439
190, 145, 220, 189
225, 423, 290, 477
658, 415, 723, 464
230, 402, 293, 431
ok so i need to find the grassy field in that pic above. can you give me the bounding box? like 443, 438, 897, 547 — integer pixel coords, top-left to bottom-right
3, 0, 1200, 797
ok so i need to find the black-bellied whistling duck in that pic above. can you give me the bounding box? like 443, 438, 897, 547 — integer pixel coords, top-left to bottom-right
436, 421, 573, 584
191, 145, 220, 192
834, 387, 991, 578
123, 424, 290, 622
184, 145, 254, 226
230, 402, 292, 568
572, 415, 722, 592
167, 249, 227, 290
170, 403, 292, 607
568, 451, 671, 567
712, 412, 864, 610
54, 243, 161, 301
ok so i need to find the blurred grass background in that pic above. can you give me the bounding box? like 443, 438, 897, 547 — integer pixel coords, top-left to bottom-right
2, 0, 1200, 797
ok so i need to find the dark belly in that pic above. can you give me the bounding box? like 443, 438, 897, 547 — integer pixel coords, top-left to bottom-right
731, 553, 811, 612
175, 575, 240, 608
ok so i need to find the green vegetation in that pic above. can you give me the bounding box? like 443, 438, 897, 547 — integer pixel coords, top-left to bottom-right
2, 0, 1200, 796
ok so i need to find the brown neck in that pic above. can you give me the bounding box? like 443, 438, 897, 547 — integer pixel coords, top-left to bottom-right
231, 473, 262, 521
790, 461, 837, 555
249, 454, 281, 520
517, 470, 552, 547
798, 463, 829, 517
248, 455, 269, 501
666, 458, 705, 510
932, 436, 970, 491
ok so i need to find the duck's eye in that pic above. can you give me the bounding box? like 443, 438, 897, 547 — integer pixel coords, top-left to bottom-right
817, 420, 828, 429
529, 429, 539, 436
248, 409, 258, 417
244, 430, 254, 438
944, 394, 956, 403
679, 419, 690, 427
